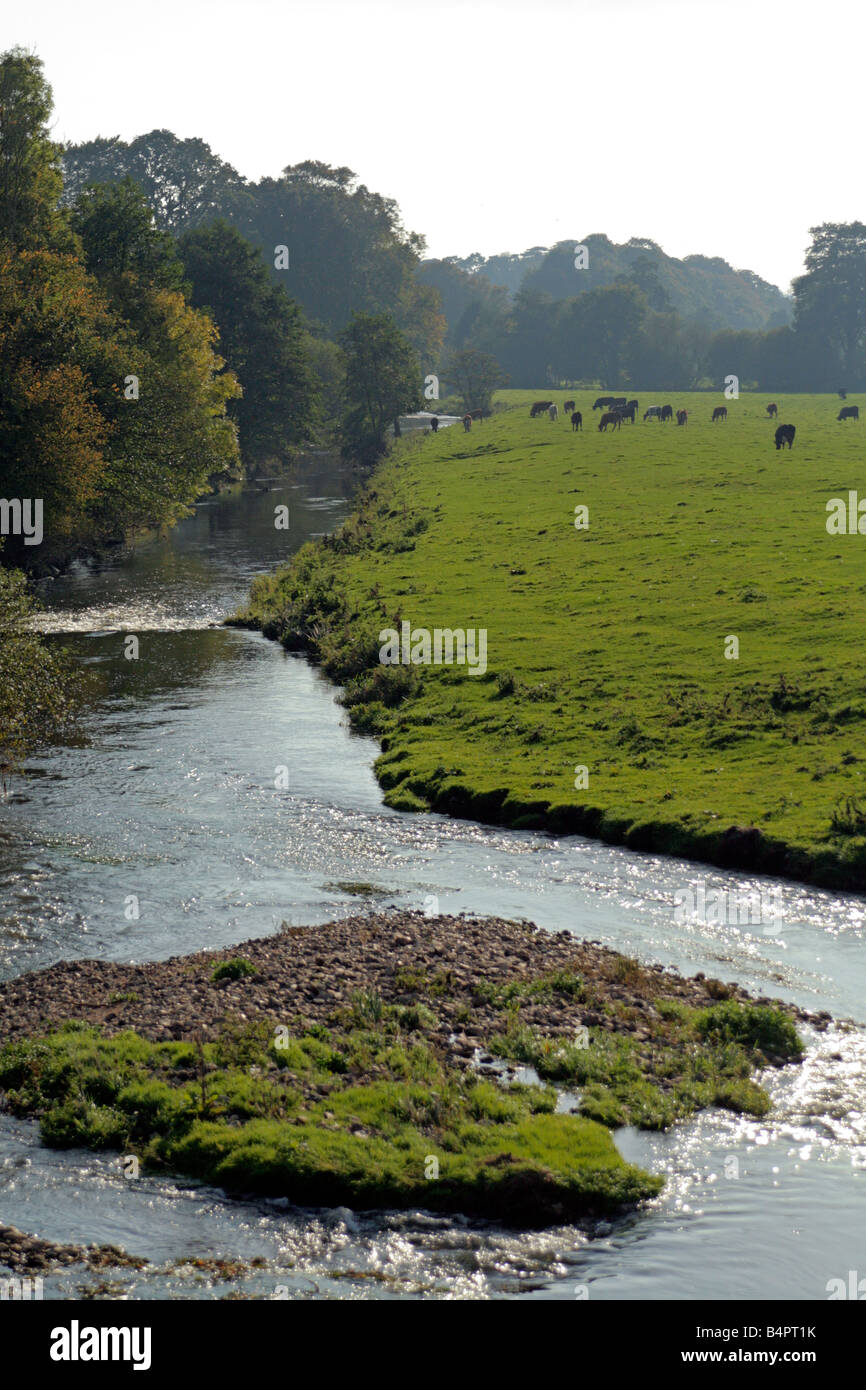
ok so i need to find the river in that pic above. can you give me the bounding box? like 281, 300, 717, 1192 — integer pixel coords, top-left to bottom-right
1, 459, 863, 1300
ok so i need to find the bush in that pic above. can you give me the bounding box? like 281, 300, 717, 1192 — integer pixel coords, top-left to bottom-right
210, 958, 259, 983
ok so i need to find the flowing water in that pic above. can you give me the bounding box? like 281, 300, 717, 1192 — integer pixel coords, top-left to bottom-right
0, 459, 863, 1300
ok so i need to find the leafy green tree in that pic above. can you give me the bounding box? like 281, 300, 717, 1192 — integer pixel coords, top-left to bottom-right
792, 223, 866, 389
62, 130, 245, 233
0, 48, 72, 251
0, 246, 124, 553
177, 220, 319, 471
442, 348, 507, 414
301, 331, 345, 433
339, 312, 420, 462
71, 178, 185, 291
70, 185, 242, 528
63, 142, 445, 362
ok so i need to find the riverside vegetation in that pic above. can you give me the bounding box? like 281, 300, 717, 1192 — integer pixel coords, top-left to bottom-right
238, 389, 866, 890
0, 914, 807, 1226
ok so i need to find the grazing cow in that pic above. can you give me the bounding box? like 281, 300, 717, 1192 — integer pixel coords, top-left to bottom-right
548, 404, 558, 421
598, 411, 622, 431
712, 405, 728, 422
838, 405, 860, 422
775, 423, 795, 450
766, 402, 778, 418
571, 410, 583, 431
462, 414, 472, 432
564, 400, 575, 414
676, 409, 688, 426
660, 404, 673, 422
430, 416, 439, 433
530, 400, 553, 418
593, 396, 617, 410
643, 406, 661, 421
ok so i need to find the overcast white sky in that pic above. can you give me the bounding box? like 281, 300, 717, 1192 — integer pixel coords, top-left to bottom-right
9, 0, 864, 291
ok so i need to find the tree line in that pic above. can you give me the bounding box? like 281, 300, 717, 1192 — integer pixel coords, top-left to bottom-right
421, 231, 866, 393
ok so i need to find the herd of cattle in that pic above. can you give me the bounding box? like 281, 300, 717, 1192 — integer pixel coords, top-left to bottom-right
453, 397, 861, 450
515, 396, 862, 450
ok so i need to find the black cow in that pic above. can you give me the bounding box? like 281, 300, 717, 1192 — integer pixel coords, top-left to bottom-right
530, 400, 553, 418
598, 411, 621, 431
564, 399, 575, 414
775, 424, 795, 450
838, 406, 860, 422
430, 417, 439, 433
712, 405, 728, 422
766, 402, 778, 418
660, 404, 673, 422
571, 411, 582, 431
614, 405, 636, 424
627, 399, 638, 415
593, 396, 617, 410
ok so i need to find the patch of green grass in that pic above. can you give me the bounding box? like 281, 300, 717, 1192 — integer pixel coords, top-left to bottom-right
473, 965, 585, 1009
490, 1001, 801, 1130
210, 958, 259, 983
238, 389, 866, 889
0, 1024, 661, 1224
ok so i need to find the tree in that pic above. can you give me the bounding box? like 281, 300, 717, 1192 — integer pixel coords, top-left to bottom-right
63, 141, 445, 362
69, 185, 242, 529
339, 312, 420, 462
577, 284, 646, 386
92, 287, 242, 536
62, 130, 246, 233
0, 247, 122, 554
792, 223, 866, 389
71, 178, 185, 291
0, 48, 72, 251
178, 220, 319, 471
0, 556, 78, 766
442, 348, 507, 414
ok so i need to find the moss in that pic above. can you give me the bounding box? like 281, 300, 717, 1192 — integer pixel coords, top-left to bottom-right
0, 1023, 661, 1225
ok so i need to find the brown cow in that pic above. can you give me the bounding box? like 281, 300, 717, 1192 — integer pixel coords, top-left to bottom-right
676, 409, 688, 426
766, 402, 778, 418
470, 408, 484, 424
462, 414, 472, 432
598, 411, 621, 431
712, 406, 728, 422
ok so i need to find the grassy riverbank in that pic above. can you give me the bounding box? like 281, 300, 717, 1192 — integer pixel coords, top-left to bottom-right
238, 389, 866, 889
0, 913, 807, 1226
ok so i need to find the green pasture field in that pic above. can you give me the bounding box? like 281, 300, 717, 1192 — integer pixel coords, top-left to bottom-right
242, 389, 866, 888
